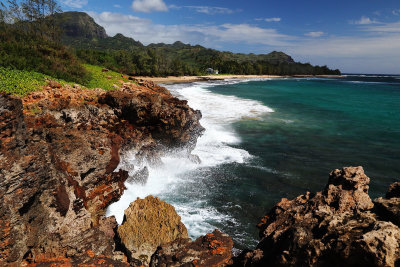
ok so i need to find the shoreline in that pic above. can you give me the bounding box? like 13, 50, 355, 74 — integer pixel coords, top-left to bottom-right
133, 74, 342, 84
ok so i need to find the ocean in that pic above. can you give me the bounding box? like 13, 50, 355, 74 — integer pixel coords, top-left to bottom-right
107, 74, 400, 250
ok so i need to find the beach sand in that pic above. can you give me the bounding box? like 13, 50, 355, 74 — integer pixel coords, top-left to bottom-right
133, 75, 280, 84
133, 74, 341, 84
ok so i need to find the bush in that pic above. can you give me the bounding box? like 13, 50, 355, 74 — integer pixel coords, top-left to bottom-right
0, 26, 89, 84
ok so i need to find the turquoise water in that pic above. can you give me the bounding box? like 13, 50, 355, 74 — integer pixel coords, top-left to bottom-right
201, 75, 400, 248
109, 75, 400, 250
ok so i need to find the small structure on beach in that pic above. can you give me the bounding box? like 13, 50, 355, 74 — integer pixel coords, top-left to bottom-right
206, 68, 219, 74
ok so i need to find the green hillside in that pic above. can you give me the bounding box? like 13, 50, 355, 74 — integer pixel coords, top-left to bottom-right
56, 12, 340, 76
0, 2, 340, 90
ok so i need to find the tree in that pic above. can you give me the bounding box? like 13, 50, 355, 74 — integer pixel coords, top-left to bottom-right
20, 0, 61, 38
0, 1, 6, 24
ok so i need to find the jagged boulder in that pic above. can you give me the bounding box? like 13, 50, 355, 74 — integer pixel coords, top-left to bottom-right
118, 196, 188, 264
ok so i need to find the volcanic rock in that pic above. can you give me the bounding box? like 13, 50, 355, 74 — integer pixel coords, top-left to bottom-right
118, 196, 189, 264
234, 166, 400, 267
0, 78, 203, 265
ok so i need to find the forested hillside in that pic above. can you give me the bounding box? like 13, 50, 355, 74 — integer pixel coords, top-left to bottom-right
0, 3, 340, 79
58, 12, 340, 76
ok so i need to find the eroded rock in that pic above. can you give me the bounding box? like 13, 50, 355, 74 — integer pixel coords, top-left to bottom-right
118, 196, 188, 263
234, 167, 400, 267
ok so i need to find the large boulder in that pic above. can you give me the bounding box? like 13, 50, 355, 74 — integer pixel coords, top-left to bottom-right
118, 196, 188, 264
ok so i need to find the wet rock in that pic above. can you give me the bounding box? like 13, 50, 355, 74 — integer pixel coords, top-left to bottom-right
126, 167, 149, 185
386, 182, 400, 198
150, 229, 233, 267
118, 196, 188, 264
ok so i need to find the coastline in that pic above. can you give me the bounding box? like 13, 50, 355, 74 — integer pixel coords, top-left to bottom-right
133, 74, 342, 84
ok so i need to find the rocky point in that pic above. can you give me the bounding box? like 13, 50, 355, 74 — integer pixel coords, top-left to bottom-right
0, 78, 204, 266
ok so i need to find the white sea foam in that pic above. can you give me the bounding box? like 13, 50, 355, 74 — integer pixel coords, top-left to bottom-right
106, 79, 273, 239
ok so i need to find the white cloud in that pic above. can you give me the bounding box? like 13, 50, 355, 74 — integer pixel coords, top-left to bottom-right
88, 11, 293, 47
362, 21, 400, 33
288, 34, 400, 73
131, 0, 168, 13
185, 6, 235, 15
169, 5, 238, 15
113, 4, 121, 8
305, 31, 324, 37
256, 17, 281, 22
393, 9, 400, 16
62, 0, 88, 8
353, 16, 380, 25
265, 17, 281, 22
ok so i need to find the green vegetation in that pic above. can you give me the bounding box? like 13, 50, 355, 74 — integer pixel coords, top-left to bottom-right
0, 67, 50, 96
84, 64, 130, 90
57, 12, 341, 76
0, 65, 131, 96
0, 1, 89, 84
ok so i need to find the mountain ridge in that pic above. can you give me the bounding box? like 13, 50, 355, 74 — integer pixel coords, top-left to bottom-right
54, 11, 340, 76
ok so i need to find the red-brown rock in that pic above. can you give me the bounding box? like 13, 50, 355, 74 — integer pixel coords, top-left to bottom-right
0, 79, 203, 266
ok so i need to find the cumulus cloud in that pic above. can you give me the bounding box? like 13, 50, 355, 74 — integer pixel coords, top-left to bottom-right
305, 31, 324, 37
131, 0, 168, 13
352, 16, 380, 25
62, 0, 88, 8
87, 11, 400, 73
88, 11, 292, 46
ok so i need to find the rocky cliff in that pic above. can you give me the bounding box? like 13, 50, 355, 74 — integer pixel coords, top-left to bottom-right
0, 78, 203, 266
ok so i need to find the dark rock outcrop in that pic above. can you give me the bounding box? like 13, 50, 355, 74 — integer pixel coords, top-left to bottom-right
234, 167, 400, 267
118, 196, 189, 264
150, 230, 234, 267
0, 78, 203, 266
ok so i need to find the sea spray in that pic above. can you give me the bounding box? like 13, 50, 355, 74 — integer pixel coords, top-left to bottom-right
106, 79, 274, 240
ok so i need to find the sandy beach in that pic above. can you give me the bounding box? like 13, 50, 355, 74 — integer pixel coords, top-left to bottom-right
133, 74, 341, 84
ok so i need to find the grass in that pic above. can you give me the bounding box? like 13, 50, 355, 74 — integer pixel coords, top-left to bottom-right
83, 64, 130, 90
0, 64, 132, 97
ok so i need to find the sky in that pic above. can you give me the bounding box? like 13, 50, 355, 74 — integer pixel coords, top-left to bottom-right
60, 0, 400, 74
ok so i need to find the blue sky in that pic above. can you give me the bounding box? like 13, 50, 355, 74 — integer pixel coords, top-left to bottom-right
61, 0, 400, 74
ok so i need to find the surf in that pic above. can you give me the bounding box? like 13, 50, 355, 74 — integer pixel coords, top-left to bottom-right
106, 80, 274, 239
